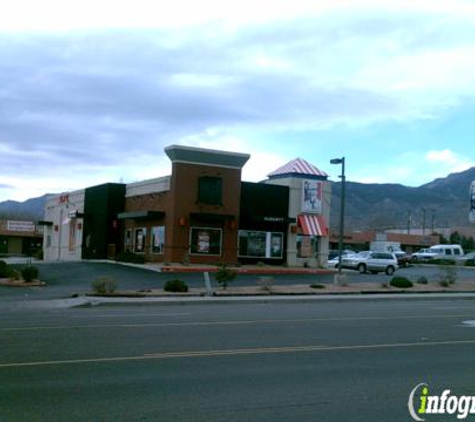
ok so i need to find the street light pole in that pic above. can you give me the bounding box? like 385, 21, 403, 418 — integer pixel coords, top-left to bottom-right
330, 157, 346, 277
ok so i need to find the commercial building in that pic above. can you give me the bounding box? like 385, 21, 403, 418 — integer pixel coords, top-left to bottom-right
0, 219, 43, 256
42, 145, 331, 267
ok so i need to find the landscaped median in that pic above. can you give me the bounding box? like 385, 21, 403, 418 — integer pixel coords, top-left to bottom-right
0, 260, 45, 287
78, 279, 475, 299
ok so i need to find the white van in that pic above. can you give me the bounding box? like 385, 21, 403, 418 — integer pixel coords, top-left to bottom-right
427, 244, 464, 259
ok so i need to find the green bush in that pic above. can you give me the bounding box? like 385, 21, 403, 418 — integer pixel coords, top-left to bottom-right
21, 266, 39, 283
214, 264, 237, 290
417, 276, 429, 285
390, 276, 413, 289
164, 279, 189, 293
92, 276, 117, 294
0, 260, 7, 278
6, 266, 21, 281
115, 251, 146, 264
310, 284, 326, 289
432, 258, 456, 266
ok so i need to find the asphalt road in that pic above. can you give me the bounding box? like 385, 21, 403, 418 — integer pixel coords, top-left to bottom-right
2, 261, 474, 302
2, 299, 475, 421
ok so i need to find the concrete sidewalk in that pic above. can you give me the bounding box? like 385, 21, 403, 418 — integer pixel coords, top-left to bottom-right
5, 291, 475, 311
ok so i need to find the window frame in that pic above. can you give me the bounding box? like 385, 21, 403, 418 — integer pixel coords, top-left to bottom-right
189, 227, 223, 256
238, 230, 284, 259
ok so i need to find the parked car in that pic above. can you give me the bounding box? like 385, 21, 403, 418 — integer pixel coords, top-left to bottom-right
411, 248, 437, 262
412, 244, 465, 262
328, 249, 355, 260
426, 244, 464, 259
327, 251, 356, 268
340, 251, 398, 275
459, 252, 475, 266
394, 251, 411, 267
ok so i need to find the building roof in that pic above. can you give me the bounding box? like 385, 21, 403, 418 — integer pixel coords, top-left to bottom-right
268, 158, 328, 178
165, 145, 250, 169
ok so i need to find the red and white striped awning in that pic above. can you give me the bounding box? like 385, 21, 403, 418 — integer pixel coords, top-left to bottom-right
268, 158, 328, 178
297, 214, 329, 236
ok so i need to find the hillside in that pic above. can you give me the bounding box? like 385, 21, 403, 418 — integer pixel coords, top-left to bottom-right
0, 195, 51, 221
330, 167, 475, 231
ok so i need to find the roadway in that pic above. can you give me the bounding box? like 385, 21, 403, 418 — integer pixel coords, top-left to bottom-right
1, 299, 475, 421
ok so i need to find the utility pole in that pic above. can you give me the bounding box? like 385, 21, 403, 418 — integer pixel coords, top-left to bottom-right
430, 210, 436, 234
407, 211, 412, 235
422, 208, 426, 236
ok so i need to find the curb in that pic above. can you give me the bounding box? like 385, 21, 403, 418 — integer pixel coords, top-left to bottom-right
71, 292, 475, 308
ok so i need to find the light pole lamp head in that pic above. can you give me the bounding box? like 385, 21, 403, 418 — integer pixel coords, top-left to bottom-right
330, 157, 344, 165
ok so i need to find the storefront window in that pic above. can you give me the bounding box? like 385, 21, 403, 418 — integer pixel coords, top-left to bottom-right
151, 226, 165, 254
296, 235, 316, 258
238, 231, 283, 259
134, 228, 147, 253
125, 229, 132, 251
190, 227, 222, 255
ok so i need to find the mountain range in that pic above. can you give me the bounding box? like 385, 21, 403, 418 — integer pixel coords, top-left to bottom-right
330, 167, 475, 231
1, 167, 475, 231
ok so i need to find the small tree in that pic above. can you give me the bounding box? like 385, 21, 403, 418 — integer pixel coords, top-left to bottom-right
214, 264, 237, 290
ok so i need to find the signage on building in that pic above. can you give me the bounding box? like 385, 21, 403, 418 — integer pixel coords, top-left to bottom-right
263, 217, 285, 223
302, 180, 322, 214
58, 194, 69, 204
300, 237, 313, 258
7, 220, 35, 232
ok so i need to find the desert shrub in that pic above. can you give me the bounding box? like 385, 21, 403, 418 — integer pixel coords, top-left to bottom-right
115, 251, 145, 264
258, 276, 275, 292
417, 276, 429, 285
164, 279, 188, 293
439, 265, 457, 285
21, 266, 39, 283
92, 276, 117, 294
390, 276, 413, 288
214, 264, 237, 290
0, 260, 7, 278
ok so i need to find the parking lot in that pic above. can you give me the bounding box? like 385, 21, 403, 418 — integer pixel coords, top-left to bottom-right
1, 260, 475, 303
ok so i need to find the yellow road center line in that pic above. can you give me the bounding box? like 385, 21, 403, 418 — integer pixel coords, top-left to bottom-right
1, 314, 474, 332
2, 339, 475, 369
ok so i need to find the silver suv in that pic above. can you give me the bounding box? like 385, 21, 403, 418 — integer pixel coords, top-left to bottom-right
341, 251, 398, 275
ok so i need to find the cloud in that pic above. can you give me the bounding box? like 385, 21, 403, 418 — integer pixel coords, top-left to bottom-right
425, 149, 475, 175
2, 1, 475, 200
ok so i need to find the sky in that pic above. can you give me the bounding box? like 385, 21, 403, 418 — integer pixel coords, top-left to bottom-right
2, 0, 475, 202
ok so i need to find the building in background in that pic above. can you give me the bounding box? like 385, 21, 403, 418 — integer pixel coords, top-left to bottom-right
0, 219, 43, 256
42, 145, 331, 267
